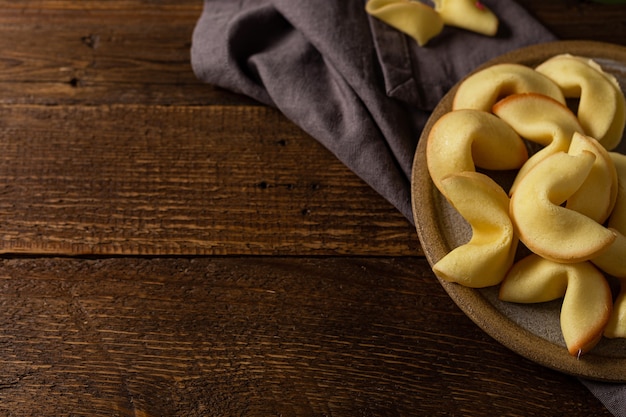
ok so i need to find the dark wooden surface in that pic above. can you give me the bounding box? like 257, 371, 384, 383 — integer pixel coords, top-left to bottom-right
0, 1, 622, 416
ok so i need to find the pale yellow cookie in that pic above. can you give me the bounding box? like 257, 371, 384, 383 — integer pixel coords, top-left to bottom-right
453, 64, 565, 112
509, 150, 616, 263
499, 254, 612, 356
566, 132, 618, 223
433, 0, 498, 36
608, 152, 626, 234
592, 229, 626, 278
426, 109, 528, 196
492, 93, 584, 196
536, 54, 626, 150
365, 0, 444, 46
605, 279, 626, 339
432, 171, 517, 288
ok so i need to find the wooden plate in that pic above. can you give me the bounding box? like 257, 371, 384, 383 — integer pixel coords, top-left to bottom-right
411, 41, 626, 382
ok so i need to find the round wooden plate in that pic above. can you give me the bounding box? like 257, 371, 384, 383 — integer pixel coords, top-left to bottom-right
411, 40, 626, 382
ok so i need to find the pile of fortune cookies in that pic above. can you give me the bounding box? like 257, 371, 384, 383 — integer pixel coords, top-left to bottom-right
426, 53, 626, 357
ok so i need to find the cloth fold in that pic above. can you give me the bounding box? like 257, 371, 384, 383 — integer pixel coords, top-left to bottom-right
190, 1, 624, 415
584, 379, 626, 415
192, 0, 417, 218
190, 0, 557, 221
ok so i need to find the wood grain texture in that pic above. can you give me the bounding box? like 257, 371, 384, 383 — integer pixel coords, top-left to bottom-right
0, 0, 418, 256
0, 257, 611, 417
0, 103, 418, 256
0, 0, 622, 416
0, 0, 242, 106
517, 0, 626, 45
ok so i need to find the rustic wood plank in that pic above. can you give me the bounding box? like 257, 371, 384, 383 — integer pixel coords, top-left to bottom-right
0, 257, 611, 416
0, 0, 240, 107
0, 0, 623, 107
0, 0, 200, 9
0, 3, 206, 103
0, 2, 622, 416
0, 82, 256, 107
0, 104, 418, 256
0, 19, 195, 85
517, 0, 626, 45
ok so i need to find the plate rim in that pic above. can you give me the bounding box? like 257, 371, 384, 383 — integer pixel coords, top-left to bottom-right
411, 40, 626, 382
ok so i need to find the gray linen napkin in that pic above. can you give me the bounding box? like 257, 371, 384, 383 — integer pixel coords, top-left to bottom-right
190, 1, 623, 415
583, 379, 626, 416
191, 0, 559, 221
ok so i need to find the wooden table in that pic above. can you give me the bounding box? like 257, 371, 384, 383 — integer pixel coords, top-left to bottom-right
0, 1, 623, 415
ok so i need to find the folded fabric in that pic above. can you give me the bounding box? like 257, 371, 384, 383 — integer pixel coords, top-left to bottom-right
190, 2, 623, 415
191, 0, 555, 221
584, 379, 626, 416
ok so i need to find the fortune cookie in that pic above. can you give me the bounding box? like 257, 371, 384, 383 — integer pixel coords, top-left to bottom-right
509, 150, 616, 263
499, 254, 612, 356
605, 277, 626, 339
492, 93, 584, 195
536, 54, 626, 150
426, 109, 528, 196
566, 132, 618, 223
608, 152, 626, 233
433, 0, 498, 37
432, 171, 517, 288
453, 64, 565, 112
365, 0, 444, 46
591, 152, 626, 277
592, 229, 626, 278
592, 151, 626, 335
